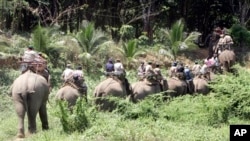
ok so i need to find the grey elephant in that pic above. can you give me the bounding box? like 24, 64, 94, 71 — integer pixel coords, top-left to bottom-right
55, 81, 87, 107
193, 76, 209, 94
218, 50, 236, 72
10, 70, 50, 138
165, 77, 187, 97
131, 78, 163, 102
94, 75, 131, 111
55, 74, 87, 108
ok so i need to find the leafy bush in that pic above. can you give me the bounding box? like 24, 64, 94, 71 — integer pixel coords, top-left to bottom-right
0, 69, 20, 87
49, 68, 64, 88
231, 24, 250, 46
56, 98, 90, 133
115, 94, 229, 127
113, 94, 166, 119
210, 65, 250, 119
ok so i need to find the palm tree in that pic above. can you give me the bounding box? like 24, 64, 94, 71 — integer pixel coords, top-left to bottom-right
160, 19, 200, 61
114, 39, 146, 69
32, 23, 66, 67
75, 22, 109, 73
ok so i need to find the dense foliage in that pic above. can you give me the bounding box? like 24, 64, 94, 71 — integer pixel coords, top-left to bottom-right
0, 0, 249, 42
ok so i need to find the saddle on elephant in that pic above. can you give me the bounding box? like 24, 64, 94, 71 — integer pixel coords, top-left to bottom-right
20, 55, 49, 83
61, 75, 88, 96
109, 71, 131, 95
21, 50, 47, 73
144, 69, 166, 91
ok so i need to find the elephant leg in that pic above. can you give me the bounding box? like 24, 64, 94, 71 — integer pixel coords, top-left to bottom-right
39, 103, 49, 130
222, 61, 230, 72
27, 107, 38, 134
14, 101, 25, 138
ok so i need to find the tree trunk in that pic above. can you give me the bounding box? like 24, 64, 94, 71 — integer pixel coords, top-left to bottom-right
140, 0, 153, 43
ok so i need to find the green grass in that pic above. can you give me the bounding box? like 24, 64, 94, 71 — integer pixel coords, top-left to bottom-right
1, 66, 250, 141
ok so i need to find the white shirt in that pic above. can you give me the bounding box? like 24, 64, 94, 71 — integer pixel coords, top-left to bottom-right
74, 70, 84, 79
217, 34, 233, 46
200, 64, 208, 74
223, 35, 233, 45
145, 64, 153, 73
23, 50, 40, 62
192, 64, 201, 74
62, 68, 73, 81
114, 62, 124, 72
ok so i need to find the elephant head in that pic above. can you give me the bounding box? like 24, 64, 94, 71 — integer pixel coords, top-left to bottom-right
93, 76, 131, 111
10, 70, 50, 138
218, 50, 236, 72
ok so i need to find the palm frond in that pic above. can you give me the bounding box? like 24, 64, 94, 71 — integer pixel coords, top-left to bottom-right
32, 24, 49, 53
159, 19, 200, 60
75, 23, 108, 57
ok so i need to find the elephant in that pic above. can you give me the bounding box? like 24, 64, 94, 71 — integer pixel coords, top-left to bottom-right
165, 77, 187, 97
93, 75, 131, 111
192, 76, 209, 94
131, 78, 164, 102
10, 70, 50, 138
55, 81, 87, 108
218, 50, 236, 72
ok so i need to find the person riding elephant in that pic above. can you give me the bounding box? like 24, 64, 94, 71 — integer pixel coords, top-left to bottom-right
205, 28, 221, 58
93, 71, 131, 111
104, 58, 114, 77
184, 65, 194, 94
131, 70, 163, 103
200, 60, 211, 81
10, 70, 50, 138
169, 62, 178, 77
210, 53, 221, 74
61, 64, 74, 82
137, 61, 146, 80
21, 46, 46, 74
222, 28, 234, 50
216, 28, 234, 54
73, 66, 88, 98
191, 61, 201, 77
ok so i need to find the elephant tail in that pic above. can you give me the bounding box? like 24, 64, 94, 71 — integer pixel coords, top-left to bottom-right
18, 92, 29, 113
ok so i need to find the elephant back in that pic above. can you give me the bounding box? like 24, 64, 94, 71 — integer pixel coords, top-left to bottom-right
55, 85, 80, 107
166, 77, 187, 97
131, 80, 162, 102
219, 50, 235, 61
218, 50, 236, 72
94, 77, 128, 111
94, 78, 127, 97
193, 77, 209, 94
12, 70, 49, 95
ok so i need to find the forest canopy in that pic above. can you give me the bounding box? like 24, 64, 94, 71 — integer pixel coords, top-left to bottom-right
0, 0, 249, 42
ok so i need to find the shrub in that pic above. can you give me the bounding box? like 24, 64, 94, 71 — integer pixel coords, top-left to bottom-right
210, 65, 250, 119
56, 98, 90, 133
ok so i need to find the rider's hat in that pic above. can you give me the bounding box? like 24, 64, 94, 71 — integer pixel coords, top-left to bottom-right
28, 46, 34, 50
